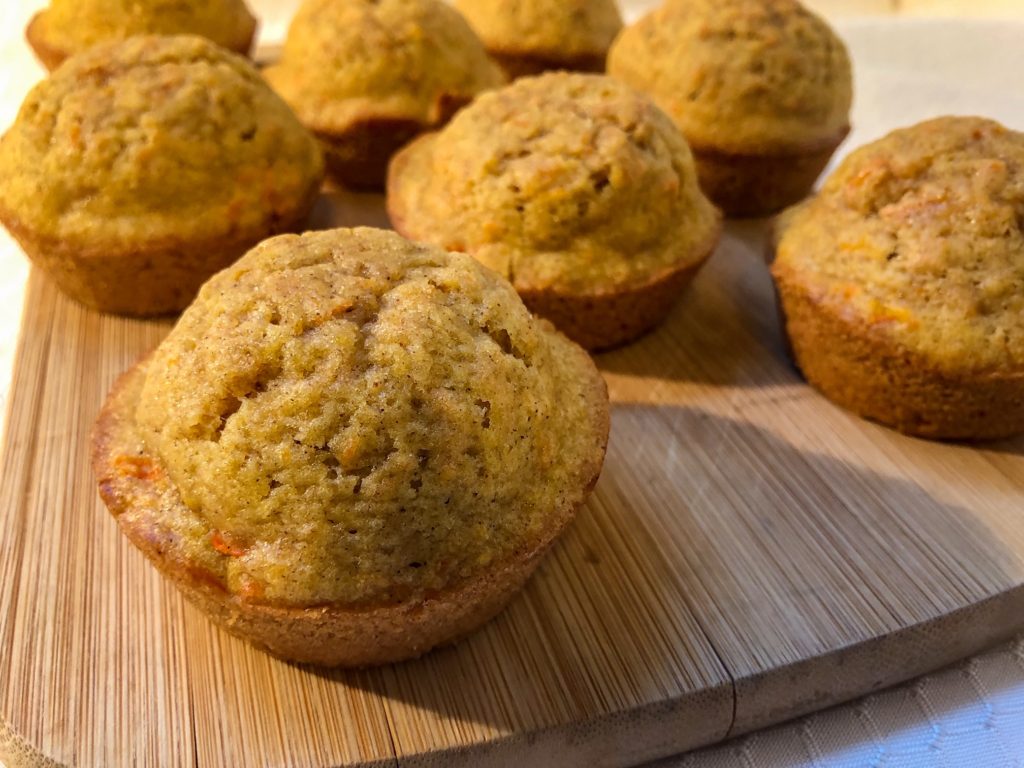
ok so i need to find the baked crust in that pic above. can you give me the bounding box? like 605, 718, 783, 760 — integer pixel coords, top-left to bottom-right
388, 140, 722, 351
317, 120, 424, 191
316, 94, 472, 190
92, 347, 609, 667
772, 259, 1024, 440
453, 0, 621, 81
691, 128, 849, 218
3, 36, 324, 316
606, 0, 852, 159
515, 224, 721, 351
25, 10, 257, 72
25, 13, 64, 71
263, 0, 504, 190
0, 182, 320, 317
487, 49, 607, 80
385, 75, 723, 351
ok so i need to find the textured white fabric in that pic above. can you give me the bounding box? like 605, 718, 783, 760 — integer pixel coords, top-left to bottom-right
653, 637, 1024, 767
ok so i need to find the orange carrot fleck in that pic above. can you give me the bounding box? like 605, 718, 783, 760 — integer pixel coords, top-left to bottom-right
238, 576, 265, 600
211, 530, 247, 557
330, 299, 355, 317
114, 455, 163, 481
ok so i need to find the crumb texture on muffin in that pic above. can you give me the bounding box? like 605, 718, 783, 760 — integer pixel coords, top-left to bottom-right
0, 36, 323, 254
608, 0, 852, 154
31, 0, 256, 60
388, 72, 720, 295
126, 228, 607, 607
774, 116, 1024, 374
454, 0, 623, 61
263, 0, 504, 137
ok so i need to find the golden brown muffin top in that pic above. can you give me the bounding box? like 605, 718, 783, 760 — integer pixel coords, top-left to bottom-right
608, 0, 852, 154
33, 0, 256, 57
133, 227, 608, 607
454, 0, 623, 60
388, 72, 720, 295
774, 116, 1024, 373
263, 0, 504, 137
0, 36, 322, 252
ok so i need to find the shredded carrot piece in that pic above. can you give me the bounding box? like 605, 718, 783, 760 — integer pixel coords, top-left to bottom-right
861, 297, 917, 327
238, 576, 265, 600
210, 530, 247, 557
113, 455, 163, 481
330, 299, 355, 317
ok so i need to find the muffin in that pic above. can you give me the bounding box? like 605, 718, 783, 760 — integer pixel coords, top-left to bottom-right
454, 0, 624, 79
387, 72, 722, 351
264, 0, 504, 190
608, 0, 852, 217
771, 116, 1024, 440
26, 0, 257, 71
92, 227, 610, 667
0, 36, 324, 317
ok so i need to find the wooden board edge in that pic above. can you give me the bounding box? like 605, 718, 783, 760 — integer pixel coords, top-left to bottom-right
390, 680, 734, 768
730, 585, 1024, 736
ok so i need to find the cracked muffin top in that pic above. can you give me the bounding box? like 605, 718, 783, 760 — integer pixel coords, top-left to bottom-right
607, 0, 852, 154
387, 72, 720, 295
263, 0, 504, 137
131, 227, 608, 606
30, 0, 256, 61
774, 116, 1024, 373
454, 0, 623, 61
0, 36, 322, 252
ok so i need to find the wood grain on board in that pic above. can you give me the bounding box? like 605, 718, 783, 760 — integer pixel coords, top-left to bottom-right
1, 186, 1023, 766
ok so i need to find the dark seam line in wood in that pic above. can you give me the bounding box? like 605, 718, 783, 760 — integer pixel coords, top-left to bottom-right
187, 640, 199, 768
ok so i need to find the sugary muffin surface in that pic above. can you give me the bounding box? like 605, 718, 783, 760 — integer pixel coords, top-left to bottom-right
133, 228, 606, 606
454, 0, 623, 59
389, 72, 720, 294
608, 0, 852, 154
263, 0, 504, 135
0, 36, 322, 251
774, 116, 1024, 372
33, 0, 256, 55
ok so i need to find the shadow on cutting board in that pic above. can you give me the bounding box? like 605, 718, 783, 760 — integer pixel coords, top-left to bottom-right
976, 434, 1024, 457
297, 408, 1024, 765
598, 220, 789, 390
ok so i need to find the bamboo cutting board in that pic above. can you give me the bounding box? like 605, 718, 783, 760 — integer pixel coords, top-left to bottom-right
4, 18, 1024, 768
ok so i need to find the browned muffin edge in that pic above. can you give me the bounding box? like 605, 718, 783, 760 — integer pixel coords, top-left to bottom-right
772, 258, 1024, 440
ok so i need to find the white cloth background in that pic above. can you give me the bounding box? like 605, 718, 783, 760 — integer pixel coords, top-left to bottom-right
1, 3, 1023, 766
659, 638, 1024, 767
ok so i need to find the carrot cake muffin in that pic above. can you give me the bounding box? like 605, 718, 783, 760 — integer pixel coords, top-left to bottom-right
27, 0, 257, 71
772, 116, 1024, 440
387, 72, 722, 350
608, 0, 852, 217
92, 227, 610, 666
264, 0, 504, 190
0, 36, 324, 316
454, 0, 624, 79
